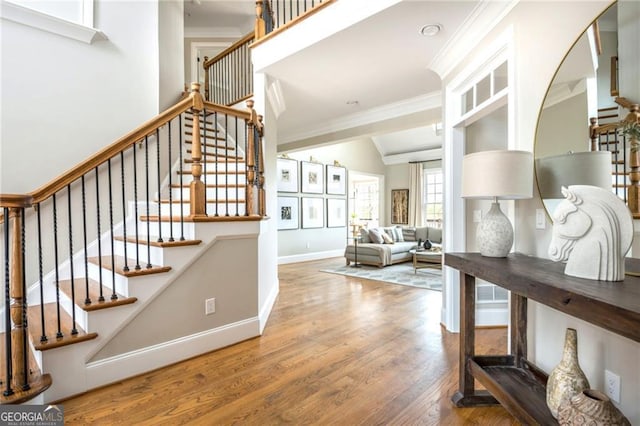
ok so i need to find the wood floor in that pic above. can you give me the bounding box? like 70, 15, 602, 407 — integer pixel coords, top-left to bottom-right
60, 257, 517, 425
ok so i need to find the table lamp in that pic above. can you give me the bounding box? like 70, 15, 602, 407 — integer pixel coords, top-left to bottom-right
462, 150, 533, 257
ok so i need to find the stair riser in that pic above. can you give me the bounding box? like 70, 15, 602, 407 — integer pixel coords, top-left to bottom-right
113, 240, 164, 266
170, 187, 246, 200
159, 203, 246, 217
86, 263, 131, 297
133, 220, 196, 240
177, 174, 247, 185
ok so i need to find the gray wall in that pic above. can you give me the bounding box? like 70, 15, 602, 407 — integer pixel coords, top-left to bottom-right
92, 237, 258, 361
536, 92, 590, 160
278, 138, 385, 258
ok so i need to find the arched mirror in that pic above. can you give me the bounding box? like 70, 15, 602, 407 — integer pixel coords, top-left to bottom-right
534, 1, 640, 220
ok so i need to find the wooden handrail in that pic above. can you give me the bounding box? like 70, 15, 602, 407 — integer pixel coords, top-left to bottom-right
0, 195, 33, 208
203, 33, 254, 69
202, 100, 252, 121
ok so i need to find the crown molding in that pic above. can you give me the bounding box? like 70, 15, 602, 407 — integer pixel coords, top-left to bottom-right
1, 1, 107, 44
542, 79, 588, 110
281, 91, 442, 145
429, 0, 519, 79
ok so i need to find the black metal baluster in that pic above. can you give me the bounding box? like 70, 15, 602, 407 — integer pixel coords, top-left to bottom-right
622, 131, 627, 203
168, 121, 175, 242
95, 167, 105, 302
133, 145, 141, 269
235, 116, 240, 216
179, 115, 185, 241
225, 113, 229, 216
214, 111, 220, 217
156, 128, 163, 243
3, 207, 13, 397
67, 185, 78, 335
81, 177, 91, 305
145, 136, 152, 269
120, 152, 129, 271
245, 122, 250, 216
108, 159, 117, 301
36, 204, 47, 342
203, 109, 208, 215
19, 209, 29, 391
52, 194, 63, 338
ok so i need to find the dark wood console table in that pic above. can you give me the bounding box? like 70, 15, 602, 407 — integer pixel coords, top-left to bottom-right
445, 252, 640, 424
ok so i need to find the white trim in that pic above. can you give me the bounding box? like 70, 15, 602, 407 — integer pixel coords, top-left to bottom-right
81, 0, 93, 28
85, 317, 259, 390
278, 249, 344, 265
259, 279, 279, 334
281, 92, 442, 144
1, 1, 107, 44
382, 148, 442, 165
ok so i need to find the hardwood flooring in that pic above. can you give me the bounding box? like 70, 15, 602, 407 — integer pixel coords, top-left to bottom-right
60, 257, 516, 425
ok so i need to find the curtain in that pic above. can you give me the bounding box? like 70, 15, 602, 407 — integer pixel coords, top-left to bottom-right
408, 163, 424, 227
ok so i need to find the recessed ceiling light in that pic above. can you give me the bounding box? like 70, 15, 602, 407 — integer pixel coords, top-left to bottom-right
419, 24, 442, 37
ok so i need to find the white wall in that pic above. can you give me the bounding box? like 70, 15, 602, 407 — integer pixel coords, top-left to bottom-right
384, 163, 408, 226
449, 0, 639, 422
159, 0, 184, 111
0, 0, 183, 194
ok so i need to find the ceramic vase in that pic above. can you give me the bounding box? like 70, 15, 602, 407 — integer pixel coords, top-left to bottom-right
557, 389, 631, 425
546, 328, 590, 418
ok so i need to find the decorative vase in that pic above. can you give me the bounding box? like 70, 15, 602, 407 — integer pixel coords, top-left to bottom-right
546, 328, 590, 418
557, 389, 631, 425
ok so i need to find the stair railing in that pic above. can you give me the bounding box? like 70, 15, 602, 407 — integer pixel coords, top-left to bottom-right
590, 101, 640, 217
254, 0, 335, 41
0, 83, 265, 403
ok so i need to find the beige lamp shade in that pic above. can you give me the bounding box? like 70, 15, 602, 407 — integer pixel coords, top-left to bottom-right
536, 151, 612, 199
462, 150, 534, 199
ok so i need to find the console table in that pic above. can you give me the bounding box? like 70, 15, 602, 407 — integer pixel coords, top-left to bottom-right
445, 252, 640, 424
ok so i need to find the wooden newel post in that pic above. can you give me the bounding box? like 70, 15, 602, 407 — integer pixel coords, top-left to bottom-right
255, 1, 266, 40
257, 114, 266, 217
589, 117, 599, 151
203, 56, 210, 102
625, 104, 640, 215
246, 100, 258, 217
9, 208, 28, 391
189, 83, 207, 218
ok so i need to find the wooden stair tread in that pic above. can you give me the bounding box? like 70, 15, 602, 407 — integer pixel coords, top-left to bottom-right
28, 303, 98, 351
114, 235, 202, 248
185, 139, 232, 148
184, 122, 217, 132
612, 160, 625, 164
59, 278, 137, 312
599, 140, 620, 145
613, 171, 629, 175
171, 183, 244, 188
88, 255, 171, 277
185, 129, 220, 136
0, 331, 49, 403
184, 158, 245, 164
178, 169, 243, 175
141, 215, 263, 223
186, 149, 242, 159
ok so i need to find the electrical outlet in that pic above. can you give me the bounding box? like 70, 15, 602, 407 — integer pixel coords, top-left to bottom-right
306, 242, 310, 249
205, 298, 216, 315
473, 210, 482, 223
604, 369, 621, 403
536, 209, 546, 229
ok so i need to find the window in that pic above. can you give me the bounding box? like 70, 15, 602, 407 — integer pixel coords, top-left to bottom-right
350, 178, 379, 229
423, 170, 443, 228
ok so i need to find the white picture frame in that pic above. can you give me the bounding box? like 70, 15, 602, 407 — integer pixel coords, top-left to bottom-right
277, 158, 299, 193
301, 197, 324, 228
277, 196, 299, 230
327, 198, 347, 228
326, 165, 347, 195
301, 161, 324, 194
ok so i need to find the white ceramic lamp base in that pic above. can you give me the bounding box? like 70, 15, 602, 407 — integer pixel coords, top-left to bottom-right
477, 202, 513, 257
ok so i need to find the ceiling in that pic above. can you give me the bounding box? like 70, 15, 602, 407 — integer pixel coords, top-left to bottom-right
183, 0, 484, 162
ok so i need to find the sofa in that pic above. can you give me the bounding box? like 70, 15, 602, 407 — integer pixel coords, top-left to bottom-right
344, 226, 442, 267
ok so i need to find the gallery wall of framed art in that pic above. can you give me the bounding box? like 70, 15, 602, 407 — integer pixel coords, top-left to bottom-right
276, 157, 348, 232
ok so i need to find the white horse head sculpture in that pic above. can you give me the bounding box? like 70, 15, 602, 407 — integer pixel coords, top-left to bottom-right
549, 185, 633, 281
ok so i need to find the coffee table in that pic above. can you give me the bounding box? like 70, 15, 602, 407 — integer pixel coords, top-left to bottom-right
409, 248, 442, 273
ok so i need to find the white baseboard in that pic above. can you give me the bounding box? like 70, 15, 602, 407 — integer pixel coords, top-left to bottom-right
259, 280, 279, 334
278, 249, 343, 264
85, 317, 259, 390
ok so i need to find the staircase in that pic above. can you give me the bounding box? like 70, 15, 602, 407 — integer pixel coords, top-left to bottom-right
0, 84, 266, 403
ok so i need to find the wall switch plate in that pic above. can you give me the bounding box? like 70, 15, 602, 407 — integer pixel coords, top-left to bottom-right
205, 298, 216, 315
604, 370, 621, 403
473, 210, 482, 223
535, 209, 546, 229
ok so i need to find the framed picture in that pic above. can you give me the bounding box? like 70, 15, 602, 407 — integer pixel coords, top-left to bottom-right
301, 161, 324, 194
277, 158, 298, 193
326, 165, 347, 195
326, 198, 347, 228
277, 196, 299, 230
391, 189, 409, 225
301, 197, 324, 228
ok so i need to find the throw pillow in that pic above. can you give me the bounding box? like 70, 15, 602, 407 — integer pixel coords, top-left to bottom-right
359, 228, 371, 243
369, 228, 384, 244
381, 232, 394, 244
393, 226, 404, 242
402, 227, 416, 241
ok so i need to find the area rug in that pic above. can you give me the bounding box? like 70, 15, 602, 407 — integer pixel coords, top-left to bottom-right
321, 263, 442, 291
